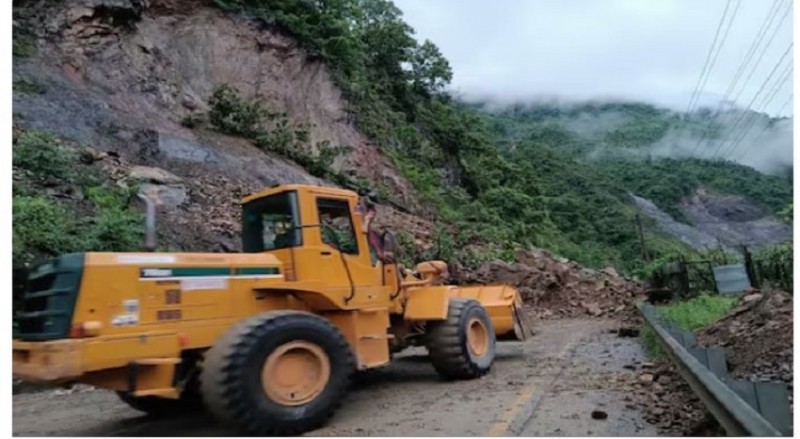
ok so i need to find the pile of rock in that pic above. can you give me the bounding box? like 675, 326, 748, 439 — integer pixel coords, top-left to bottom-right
626, 363, 720, 435
698, 290, 793, 407
452, 248, 646, 320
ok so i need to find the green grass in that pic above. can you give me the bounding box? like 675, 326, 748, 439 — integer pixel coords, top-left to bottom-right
641, 294, 737, 358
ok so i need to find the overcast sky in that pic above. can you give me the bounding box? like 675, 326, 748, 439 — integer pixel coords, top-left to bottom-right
394, 0, 794, 117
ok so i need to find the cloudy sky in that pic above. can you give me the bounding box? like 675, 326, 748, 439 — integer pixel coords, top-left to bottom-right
393, 0, 794, 116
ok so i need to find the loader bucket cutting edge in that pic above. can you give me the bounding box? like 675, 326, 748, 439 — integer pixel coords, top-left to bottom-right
450, 285, 532, 341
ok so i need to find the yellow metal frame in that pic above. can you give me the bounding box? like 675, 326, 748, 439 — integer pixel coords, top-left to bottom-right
13, 184, 531, 397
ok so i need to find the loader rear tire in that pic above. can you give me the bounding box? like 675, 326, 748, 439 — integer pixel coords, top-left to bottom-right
425, 298, 496, 380
200, 311, 355, 436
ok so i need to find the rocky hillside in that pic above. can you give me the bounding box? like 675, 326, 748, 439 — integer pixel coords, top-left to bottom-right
12, 0, 434, 265
632, 190, 792, 251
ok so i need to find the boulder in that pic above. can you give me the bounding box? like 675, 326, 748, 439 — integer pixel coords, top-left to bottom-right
129, 166, 183, 184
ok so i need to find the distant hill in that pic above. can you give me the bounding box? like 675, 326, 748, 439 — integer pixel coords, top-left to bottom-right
472, 101, 793, 177
468, 100, 793, 251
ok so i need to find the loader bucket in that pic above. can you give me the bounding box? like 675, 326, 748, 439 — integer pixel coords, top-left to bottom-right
451, 285, 531, 341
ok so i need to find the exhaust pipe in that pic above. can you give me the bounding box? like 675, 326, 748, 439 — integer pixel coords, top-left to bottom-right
137, 193, 157, 252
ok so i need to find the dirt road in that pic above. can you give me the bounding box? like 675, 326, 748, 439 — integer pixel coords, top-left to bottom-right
13, 319, 658, 436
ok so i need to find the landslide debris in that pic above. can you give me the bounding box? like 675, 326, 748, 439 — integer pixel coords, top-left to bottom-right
625, 362, 721, 435
697, 290, 793, 406
451, 248, 646, 320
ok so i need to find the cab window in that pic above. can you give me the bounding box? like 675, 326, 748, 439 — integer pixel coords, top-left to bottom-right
242, 191, 302, 252
317, 198, 358, 255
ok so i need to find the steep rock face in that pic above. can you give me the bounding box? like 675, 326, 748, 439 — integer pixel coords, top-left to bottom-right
678, 188, 792, 249
631, 194, 720, 251
631, 189, 791, 251
13, 0, 423, 251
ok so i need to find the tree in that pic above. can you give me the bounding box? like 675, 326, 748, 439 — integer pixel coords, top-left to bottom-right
778, 204, 792, 224
410, 40, 452, 97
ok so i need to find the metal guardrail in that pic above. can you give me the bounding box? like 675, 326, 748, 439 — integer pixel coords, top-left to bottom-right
638, 303, 787, 436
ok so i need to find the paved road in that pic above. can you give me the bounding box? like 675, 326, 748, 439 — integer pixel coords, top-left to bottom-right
12, 319, 657, 436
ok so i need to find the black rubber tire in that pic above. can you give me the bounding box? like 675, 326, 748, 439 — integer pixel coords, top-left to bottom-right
200, 311, 355, 436
425, 298, 496, 380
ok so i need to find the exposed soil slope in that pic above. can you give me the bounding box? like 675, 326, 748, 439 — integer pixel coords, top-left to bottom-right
13, 0, 424, 252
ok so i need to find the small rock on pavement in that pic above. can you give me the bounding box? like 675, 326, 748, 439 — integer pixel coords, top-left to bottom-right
617, 326, 640, 337
639, 373, 655, 385
656, 375, 672, 385
591, 410, 608, 420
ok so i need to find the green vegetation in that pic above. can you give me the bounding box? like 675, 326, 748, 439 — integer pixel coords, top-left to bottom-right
201, 1, 683, 271
12, 130, 144, 267
476, 101, 722, 155
13, 79, 46, 94
658, 294, 738, 330
12, 130, 77, 187
12, 196, 81, 264
204, 84, 351, 182
12, 33, 36, 58
478, 102, 792, 224
600, 158, 793, 222
753, 242, 793, 292
202, 1, 789, 274
777, 203, 792, 224
642, 294, 737, 357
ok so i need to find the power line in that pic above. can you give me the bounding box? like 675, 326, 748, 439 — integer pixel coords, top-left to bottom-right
725, 70, 792, 159
744, 93, 793, 145
729, 0, 792, 103
725, 59, 792, 156
772, 93, 793, 117
709, 43, 793, 158
722, 0, 783, 99
759, 62, 793, 109
689, 0, 785, 156
684, 0, 734, 114
731, 61, 793, 145
706, 43, 793, 158
689, 0, 743, 112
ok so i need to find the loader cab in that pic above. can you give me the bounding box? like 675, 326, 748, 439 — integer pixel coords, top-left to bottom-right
241, 185, 397, 305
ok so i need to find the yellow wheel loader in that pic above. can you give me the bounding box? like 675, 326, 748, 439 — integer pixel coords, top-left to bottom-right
13, 184, 531, 435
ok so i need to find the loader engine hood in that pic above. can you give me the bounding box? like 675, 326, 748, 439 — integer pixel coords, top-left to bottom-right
14, 253, 85, 341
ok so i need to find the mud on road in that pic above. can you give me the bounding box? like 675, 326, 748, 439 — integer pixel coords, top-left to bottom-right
13, 319, 659, 437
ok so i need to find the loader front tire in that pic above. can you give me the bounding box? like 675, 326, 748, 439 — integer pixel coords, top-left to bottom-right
200, 311, 355, 436
425, 298, 496, 379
